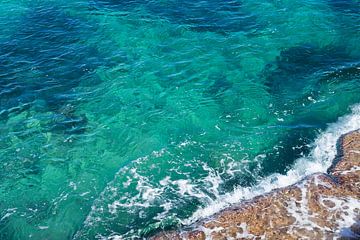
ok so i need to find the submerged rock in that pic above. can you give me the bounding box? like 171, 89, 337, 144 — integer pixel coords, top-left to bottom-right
264, 44, 356, 95
151, 130, 360, 239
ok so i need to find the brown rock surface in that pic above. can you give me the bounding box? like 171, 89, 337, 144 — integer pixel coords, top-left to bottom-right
151, 130, 360, 239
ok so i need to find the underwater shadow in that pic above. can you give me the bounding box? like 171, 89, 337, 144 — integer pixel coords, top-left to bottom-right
264, 44, 357, 95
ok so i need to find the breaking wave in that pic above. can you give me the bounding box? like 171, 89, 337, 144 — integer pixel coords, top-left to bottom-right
184, 103, 360, 225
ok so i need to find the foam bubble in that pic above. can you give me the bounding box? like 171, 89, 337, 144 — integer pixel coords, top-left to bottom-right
182, 104, 360, 225
77, 104, 360, 239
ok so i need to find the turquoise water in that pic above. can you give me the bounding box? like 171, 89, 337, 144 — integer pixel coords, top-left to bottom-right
0, 0, 359, 239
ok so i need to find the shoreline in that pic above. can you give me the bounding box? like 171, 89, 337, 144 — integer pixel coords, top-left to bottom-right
151, 130, 360, 239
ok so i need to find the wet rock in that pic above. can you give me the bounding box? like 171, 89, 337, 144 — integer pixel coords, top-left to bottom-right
150, 130, 360, 239
150, 231, 181, 240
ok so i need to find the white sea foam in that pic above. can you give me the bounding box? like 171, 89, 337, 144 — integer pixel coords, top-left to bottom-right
182, 103, 360, 225
78, 104, 360, 239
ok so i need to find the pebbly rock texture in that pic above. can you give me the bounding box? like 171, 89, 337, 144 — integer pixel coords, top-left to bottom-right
151, 130, 360, 240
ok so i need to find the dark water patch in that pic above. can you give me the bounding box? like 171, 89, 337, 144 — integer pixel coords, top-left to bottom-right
261, 127, 319, 176
327, 0, 360, 15
320, 63, 360, 83
91, 0, 259, 34
264, 44, 357, 95
0, 5, 107, 134
204, 73, 233, 96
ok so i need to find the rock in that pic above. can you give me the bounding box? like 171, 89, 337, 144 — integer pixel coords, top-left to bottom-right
150, 130, 360, 239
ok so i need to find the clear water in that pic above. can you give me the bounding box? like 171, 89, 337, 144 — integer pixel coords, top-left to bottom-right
0, 0, 359, 239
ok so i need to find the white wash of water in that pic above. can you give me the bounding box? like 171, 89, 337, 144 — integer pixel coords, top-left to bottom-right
183, 103, 360, 225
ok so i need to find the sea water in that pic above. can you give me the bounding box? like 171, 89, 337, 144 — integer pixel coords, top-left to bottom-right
0, 0, 359, 239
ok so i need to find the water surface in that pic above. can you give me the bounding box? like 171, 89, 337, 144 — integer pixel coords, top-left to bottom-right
0, 0, 359, 239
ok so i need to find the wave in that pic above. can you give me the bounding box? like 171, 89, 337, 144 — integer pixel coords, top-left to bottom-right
76, 104, 360, 239
182, 103, 360, 225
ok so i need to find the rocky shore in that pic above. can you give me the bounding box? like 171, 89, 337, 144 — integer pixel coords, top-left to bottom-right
151, 130, 360, 239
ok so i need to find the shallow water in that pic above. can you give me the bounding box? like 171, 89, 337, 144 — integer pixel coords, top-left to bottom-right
0, 0, 359, 239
